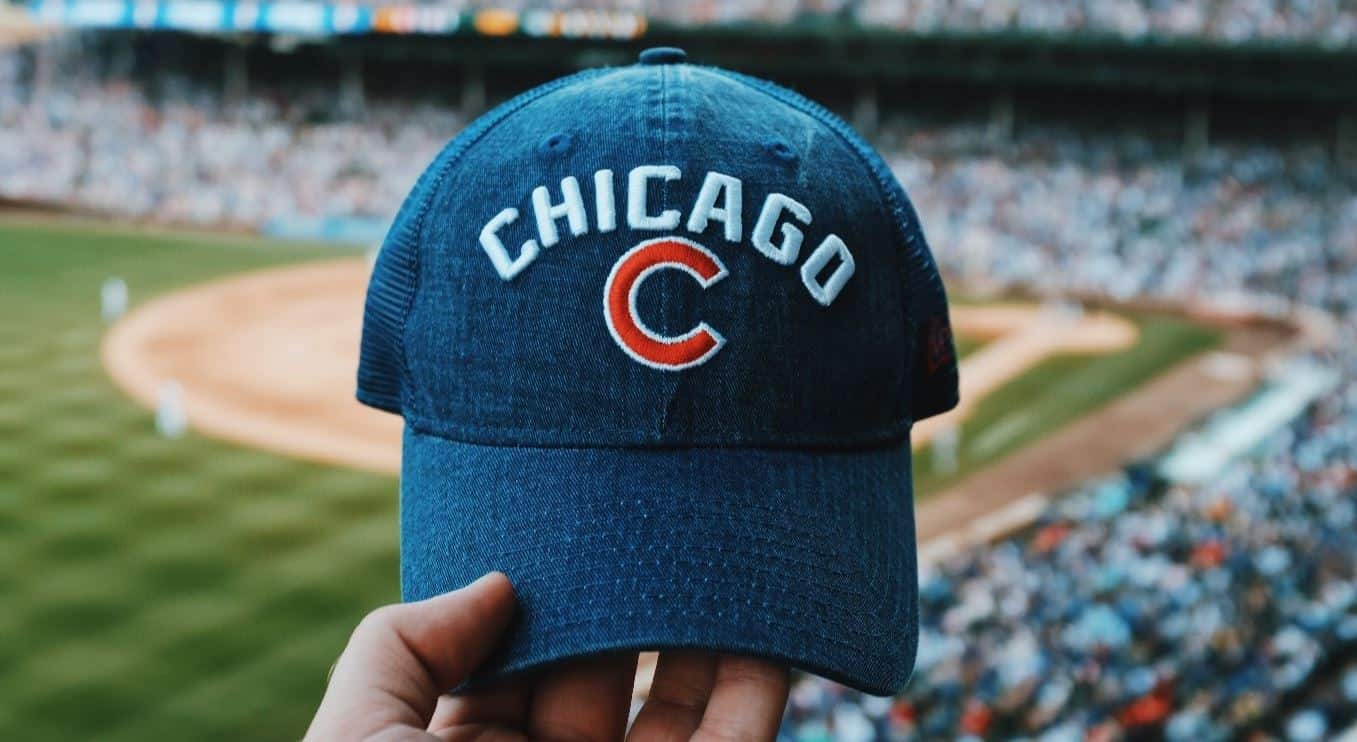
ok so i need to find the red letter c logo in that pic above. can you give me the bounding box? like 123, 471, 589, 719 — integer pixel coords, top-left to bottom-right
604, 237, 727, 370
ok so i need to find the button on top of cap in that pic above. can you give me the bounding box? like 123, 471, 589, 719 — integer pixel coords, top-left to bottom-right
638, 47, 687, 65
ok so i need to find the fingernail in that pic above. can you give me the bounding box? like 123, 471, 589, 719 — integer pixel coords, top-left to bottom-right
468, 571, 509, 591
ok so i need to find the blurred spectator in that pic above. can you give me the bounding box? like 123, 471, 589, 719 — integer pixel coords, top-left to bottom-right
853, 0, 1357, 46
0, 45, 461, 229
887, 121, 1357, 312
3, 43, 1354, 321
784, 368, 1357, 737
61, 0, 1350, 46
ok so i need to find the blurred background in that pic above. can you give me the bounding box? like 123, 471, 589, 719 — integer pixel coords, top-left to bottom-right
1, 1, 1355, 740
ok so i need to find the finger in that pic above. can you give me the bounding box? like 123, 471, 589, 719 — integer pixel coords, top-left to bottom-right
429, 689, 531, 742
692, 656, 789, 742
433, 721, 529, 742
633, 652, 660, 698
528, 652, 638, 742
428, 679, 531, 732
626, 651, 717, 742
305, 572, 518, 741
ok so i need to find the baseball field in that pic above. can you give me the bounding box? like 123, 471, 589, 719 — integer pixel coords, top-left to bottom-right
0, 216, 1224, 739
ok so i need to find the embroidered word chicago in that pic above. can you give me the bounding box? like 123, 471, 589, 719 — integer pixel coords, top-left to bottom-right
478, 165, 856, 306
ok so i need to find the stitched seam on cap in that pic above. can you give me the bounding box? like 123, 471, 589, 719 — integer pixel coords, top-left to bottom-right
656, 64, 671, 439
702, 67, 925, 423
398, 66, 617, 417
404, 409, 912, 448
683, 73, 928, 667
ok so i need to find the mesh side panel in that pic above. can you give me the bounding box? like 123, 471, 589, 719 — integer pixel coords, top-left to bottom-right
704, 68, 960, 422
356, 67, 616, 416
899, 196, 960, 421
356, 176, 427, 413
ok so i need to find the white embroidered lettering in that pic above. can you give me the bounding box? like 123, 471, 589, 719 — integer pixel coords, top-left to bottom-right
594, 169, 616, 233
686, 171, 742, 243
479, 207, 539, 281
479, 165, 856, 303
627, 165, 682, 230
751, 192, 812, 265
532, 176, 588, 248
800, 234, 855, 305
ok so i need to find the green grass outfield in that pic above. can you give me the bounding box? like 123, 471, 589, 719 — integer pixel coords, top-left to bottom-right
0, 219, 397, 741
0, 218, 1218, 739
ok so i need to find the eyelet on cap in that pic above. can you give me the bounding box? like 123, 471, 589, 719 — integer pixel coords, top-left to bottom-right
538, 131, 574, 156
638, 47, 687, 65
764, 138, 798, 163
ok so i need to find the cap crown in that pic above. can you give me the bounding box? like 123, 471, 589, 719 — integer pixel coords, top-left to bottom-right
359, 62, 957, 447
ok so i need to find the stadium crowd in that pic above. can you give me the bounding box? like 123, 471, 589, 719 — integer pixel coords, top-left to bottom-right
850, 0, 1357, 45
3, 40, 1357, 740
800, 109, 1356, 740
784, 373, 1357, 739
111, 0, 1357, 46
12, 0, 1357, 44
0, 52, 457, 228
889, 123, 1357, 313
4, 51, 1355, 311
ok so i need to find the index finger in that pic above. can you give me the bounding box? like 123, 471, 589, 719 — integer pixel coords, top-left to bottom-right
527, 651, 638, 742
305, 572, 518, 740
692, 655, 790, 742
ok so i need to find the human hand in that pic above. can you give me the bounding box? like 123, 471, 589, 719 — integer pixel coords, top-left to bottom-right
305, 572, 791, 741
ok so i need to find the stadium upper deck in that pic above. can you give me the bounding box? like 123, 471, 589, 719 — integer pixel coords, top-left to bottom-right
11, 0, 1357, 47
428, 0, 1357, 46
2, 38, 1353, 312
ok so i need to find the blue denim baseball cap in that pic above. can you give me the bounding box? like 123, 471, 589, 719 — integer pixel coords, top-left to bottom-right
356, 47, 958, 695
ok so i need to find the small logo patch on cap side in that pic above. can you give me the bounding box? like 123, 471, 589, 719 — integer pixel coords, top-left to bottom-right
925, 315, 955, 374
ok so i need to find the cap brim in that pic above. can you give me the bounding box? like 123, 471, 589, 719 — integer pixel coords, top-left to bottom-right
400, 425, 919, 696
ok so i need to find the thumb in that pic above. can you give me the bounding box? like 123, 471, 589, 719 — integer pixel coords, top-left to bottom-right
305, 572, 518, 740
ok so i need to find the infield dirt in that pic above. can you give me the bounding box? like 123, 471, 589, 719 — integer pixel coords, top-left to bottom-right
102, 257, 1284, 540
